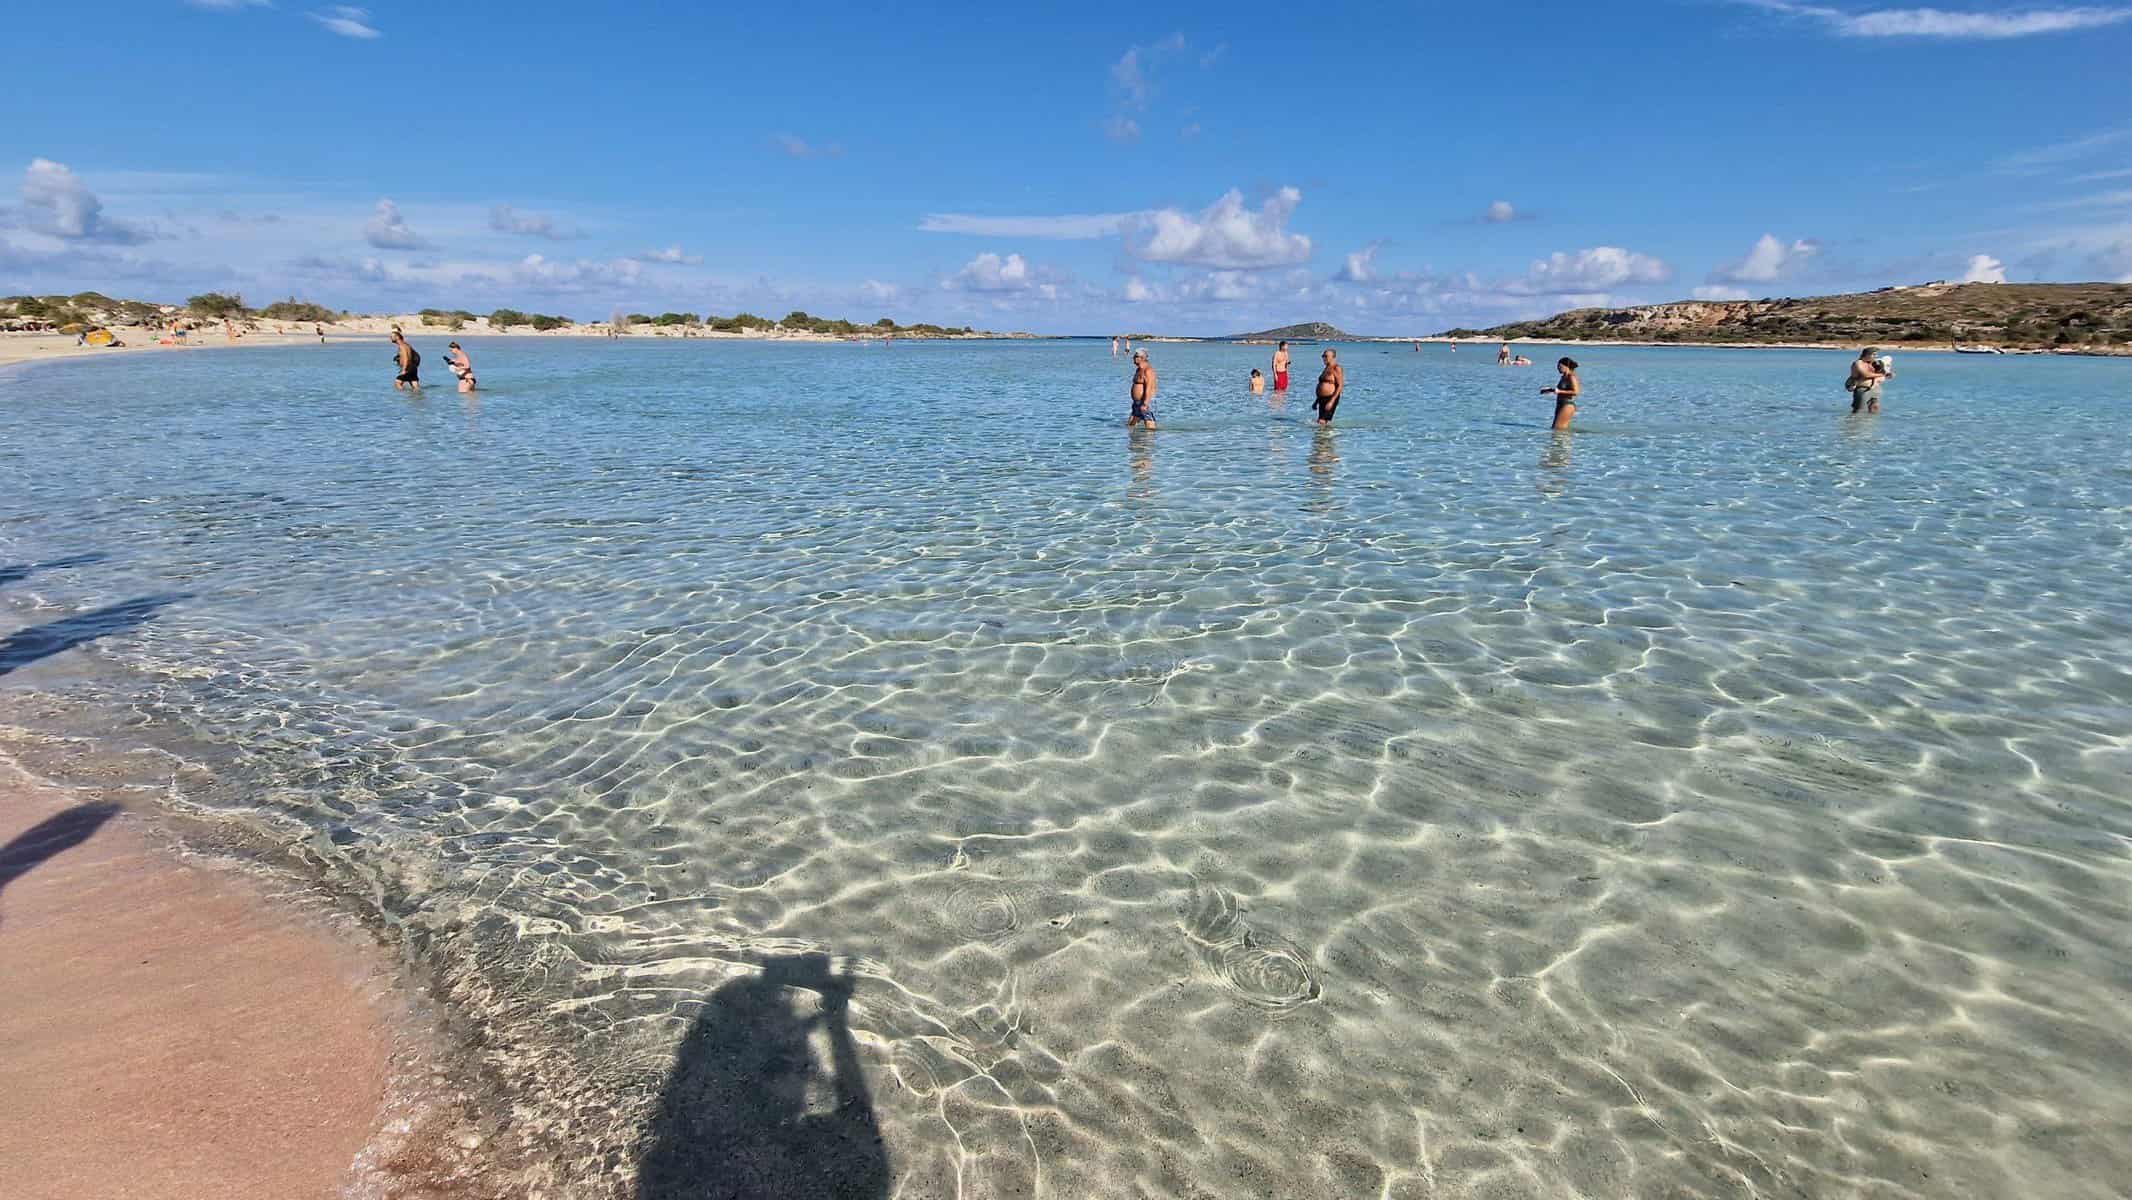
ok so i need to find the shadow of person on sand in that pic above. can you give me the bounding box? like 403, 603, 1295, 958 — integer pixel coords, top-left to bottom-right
0, 803, 121, 921
0, 593, 190, 678
636, 952, 889, 1200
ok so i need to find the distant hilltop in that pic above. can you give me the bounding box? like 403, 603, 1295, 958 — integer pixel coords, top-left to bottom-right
1228, 321, 1354, 342
1447, 282, 2132, 350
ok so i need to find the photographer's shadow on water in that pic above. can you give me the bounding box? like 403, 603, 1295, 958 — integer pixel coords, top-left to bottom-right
636, 952, 889, 1200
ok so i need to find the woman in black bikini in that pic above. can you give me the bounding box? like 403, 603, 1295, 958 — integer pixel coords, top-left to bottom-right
1541, 357, 1580, 430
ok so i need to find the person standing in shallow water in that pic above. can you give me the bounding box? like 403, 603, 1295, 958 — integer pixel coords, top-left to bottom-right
1542, 357, 1581, 429
390, 329, 421, 391
1314, 348, 1343, 424
1847, 346, 1891, 414
1271, 340, 1291, 392
1128, 349, 1157, 428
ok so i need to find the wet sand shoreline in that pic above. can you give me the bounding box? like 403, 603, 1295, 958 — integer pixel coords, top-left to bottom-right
0, 752, 516, 1199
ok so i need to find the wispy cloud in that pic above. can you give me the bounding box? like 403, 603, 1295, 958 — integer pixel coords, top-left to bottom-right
1998, 126, 2132, 172
773, 134, 845, 159
1483, 200, 1526, 224
1106, 33, 1189, 145
919, 211, 1149, 239
311, 6, 381, 38
1694, 285, 1754, 300
1509, 246, 1673, 295
1736, 1, 2132, 38
634, 245, 703, 265
2070, 166, 2132, 183
362, 198, 425, 249
186, 0, 273, 9
487, 204, 581, 240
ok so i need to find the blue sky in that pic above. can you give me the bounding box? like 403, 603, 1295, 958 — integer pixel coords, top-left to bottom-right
4, 0, 2130, 333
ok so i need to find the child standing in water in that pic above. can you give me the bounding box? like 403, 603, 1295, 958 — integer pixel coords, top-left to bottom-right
1541, 357, 1580, 429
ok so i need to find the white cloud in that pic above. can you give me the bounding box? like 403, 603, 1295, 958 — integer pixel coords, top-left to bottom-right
1712, 233, 1820, 282
860, 279, 901, 304
1737, 1, 2132, 37
311, 6, 381, 38
946, 252, 1060, 297
2070, 166, 2132, 183
2042, 187, 2132, 208
1131, 187, 1312, 269
2086, 241, 2132, 281
362, 198, 426, 249
1693, 285, 1753, 301
487, 204, 579, 240
774, 134, 845, 159
1484, 200, 1519, 223
186, 0, 272, 9
1960, 253, 2007, 283
1122, 276, 1156, 302
635, 245, 703, 265
1106, 34, 1188, 144
17, 158, 148, 243
1998, 127, 2132, 172
1512, 246, 1673, 294
920, 211, 1148, 239
1335, 245, 1376, 283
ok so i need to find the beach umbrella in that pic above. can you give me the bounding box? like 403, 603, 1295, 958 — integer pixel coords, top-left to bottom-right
85, 329, 115, 346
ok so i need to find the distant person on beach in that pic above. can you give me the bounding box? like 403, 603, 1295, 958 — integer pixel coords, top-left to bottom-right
1128, 350, 1157, 428
1250, 368, 1265, 394
315, 323, 325, 344
1314, 349, 1343, 424
446, 342, 476, 393
1272, 340, 1290, 392
1847, 346, 1891, 414
1542, 357, 1581, 429
390, 329, 421, 391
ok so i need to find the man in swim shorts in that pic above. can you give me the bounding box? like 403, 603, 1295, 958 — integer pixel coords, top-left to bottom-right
390, 329, 421, 390
1272, 340, 1290, 392
1314, 348, 1343, 424
1847, 346, 1891, 414
1128, 349, 1157, 428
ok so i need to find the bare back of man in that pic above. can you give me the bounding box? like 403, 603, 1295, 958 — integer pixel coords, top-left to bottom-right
1314, 349, 1343, 424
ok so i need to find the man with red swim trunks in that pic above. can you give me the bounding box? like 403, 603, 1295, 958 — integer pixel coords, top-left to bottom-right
1271, 340, 1290, 392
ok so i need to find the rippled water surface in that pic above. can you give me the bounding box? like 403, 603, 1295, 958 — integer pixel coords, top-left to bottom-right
4, 338, 2131, 1197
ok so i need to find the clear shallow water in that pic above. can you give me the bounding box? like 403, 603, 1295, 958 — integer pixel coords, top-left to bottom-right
4, 338, 2131, 1198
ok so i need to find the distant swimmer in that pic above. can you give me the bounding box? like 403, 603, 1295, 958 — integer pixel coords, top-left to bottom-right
1512, 355, 1532, 366
1111, 336, 1119, 357
446, 341, 476, 392
1272, 340, 1291, 392
1497, 342, 1511, 366
1250, 367, 1265, 394
1413, 340, 1421, 352
1128, 350, 1157, 428
1542, 357, 1581, 430
1847, 346, 1892, 414
390, 329, 421, 391
1314, 348, 1343, 424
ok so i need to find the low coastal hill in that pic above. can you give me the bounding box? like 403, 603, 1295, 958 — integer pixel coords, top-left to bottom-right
1227, 321, 1354, 342
1449, 282, 2132, 350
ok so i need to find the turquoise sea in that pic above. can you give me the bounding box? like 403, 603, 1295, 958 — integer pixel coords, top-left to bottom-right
3, 337, 2130, 1198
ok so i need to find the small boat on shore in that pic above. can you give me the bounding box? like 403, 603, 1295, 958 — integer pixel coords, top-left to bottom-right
1953, 345, 2005, 355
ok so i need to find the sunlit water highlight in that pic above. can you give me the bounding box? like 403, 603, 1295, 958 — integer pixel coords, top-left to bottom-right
3, 338, 2130, 1197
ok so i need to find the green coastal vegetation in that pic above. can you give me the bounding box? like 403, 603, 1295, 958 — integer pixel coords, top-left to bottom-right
2, 291, 986, 338
1448, 282, 2132, 350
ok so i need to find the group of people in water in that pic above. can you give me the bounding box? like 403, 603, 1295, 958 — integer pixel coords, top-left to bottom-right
1127, 338, 1580, 429
386, 328, 477, 393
